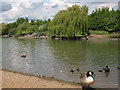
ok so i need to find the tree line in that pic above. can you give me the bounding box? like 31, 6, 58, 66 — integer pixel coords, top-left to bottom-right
88, 6, 120, 33
1, 18, 50, 36
0, 5, 120, 37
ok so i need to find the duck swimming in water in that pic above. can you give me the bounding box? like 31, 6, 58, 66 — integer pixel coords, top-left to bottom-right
80, 70, 95, 86
21, 53, 26, 57
98, 66, 110, 77
76, 68, 80, 71
70, 69, 74, 74
99, 66, 110, 72
117, 67, 120, 69
103, 66, 110, 72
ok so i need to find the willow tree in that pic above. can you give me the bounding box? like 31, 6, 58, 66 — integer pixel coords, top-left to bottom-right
48, 5, 89, 37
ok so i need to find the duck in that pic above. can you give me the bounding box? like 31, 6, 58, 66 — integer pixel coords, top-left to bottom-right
117, 67, 120, 69
86, 36, 89, 40
103, 66, 110, 72
98, 70, 103, 72
70, 69, 74, 74
99, 66, 110, 77
21, 53, 26, 57
76, 68, 80, 71
80, 70, 95, 86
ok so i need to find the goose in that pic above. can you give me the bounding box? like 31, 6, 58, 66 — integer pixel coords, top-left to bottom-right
103, 66, 110, 72
80, 70, 95, 86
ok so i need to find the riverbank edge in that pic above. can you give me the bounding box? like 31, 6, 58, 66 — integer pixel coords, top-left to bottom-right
1, 69, 82, 88
1, 34, 119, 40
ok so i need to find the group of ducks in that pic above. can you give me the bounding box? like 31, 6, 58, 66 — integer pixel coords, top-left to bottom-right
70, 66, 120, 88
70, 69, 96, 87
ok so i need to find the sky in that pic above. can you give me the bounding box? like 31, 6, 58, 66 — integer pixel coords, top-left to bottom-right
0, 0, 119, 23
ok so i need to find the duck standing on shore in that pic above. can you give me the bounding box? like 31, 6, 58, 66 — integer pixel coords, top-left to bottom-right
80, 70, 95, 87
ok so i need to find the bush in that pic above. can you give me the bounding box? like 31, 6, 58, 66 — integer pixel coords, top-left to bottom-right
90, 30, 109, 35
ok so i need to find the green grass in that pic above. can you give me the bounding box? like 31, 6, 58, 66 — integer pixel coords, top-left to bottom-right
109, 35, 120, 38
90, 30, 109, 35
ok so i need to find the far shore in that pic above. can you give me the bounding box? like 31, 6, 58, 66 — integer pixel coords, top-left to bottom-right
1, 69, 81, 88
1, 34, 119, 40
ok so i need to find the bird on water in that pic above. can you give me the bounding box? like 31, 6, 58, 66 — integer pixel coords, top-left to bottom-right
70, 69, 74, 74
99, 65, 110, 72
103, 66, 110, 72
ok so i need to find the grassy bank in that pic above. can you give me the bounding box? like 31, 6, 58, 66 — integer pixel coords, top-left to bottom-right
89, 30, 120, 39
90, 30, 109, 35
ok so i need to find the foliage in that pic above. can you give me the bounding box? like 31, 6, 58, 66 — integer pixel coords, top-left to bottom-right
88, 6, 120, 33
90, 30, 109, 35
48, 5, 89, 37
109, 35, 120, 38
1, 17, 50, 36
1, 5, 120, 37
0, 23, 6, 34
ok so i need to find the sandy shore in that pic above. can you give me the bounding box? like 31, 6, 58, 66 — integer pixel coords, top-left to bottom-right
1, 70, 81, 88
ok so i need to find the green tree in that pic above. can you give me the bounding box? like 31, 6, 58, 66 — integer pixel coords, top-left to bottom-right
88, 6, 120, 33
31, 19, 35, 25
48, 5, 89, 37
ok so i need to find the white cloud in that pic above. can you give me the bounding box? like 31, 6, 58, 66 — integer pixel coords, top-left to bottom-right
1, 0, 42, 2
49, 0, 64, 3
0, 2, 12, 12
0, 17, 4, 22
2, 3, 23, 19
0, 1, 118, 23
39, 16, 43, 19
97, 2, 118, 11
21, 2, 33, 8
20, 14, 30, 17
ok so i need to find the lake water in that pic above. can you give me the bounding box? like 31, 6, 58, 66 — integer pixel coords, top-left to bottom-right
1, 38, 119, 88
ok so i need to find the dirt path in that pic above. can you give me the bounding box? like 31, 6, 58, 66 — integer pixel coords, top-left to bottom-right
1, 70, 81, 88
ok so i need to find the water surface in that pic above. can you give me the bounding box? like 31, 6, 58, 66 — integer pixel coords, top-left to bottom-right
2, 38, 119, 88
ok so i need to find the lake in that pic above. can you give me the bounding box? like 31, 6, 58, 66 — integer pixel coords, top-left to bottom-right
1, 38, 119, 88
